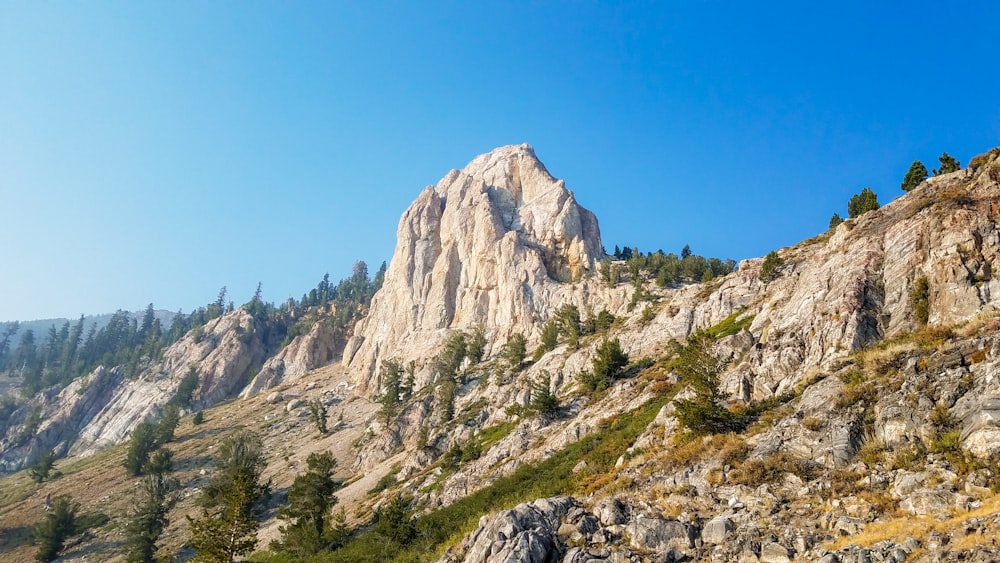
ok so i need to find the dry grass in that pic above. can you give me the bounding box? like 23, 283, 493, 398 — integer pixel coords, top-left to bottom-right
825, 492, 1000, 551
802, 416, 823, 431
0, 362, 379, 562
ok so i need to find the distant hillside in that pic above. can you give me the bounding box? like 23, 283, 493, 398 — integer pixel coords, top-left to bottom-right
0, 310, 177, 348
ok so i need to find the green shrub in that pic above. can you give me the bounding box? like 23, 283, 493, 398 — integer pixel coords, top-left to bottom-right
705, 311, 754, 339
368, 467, 400, 496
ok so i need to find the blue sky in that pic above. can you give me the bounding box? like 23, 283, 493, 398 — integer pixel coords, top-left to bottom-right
2, 2, 998, 321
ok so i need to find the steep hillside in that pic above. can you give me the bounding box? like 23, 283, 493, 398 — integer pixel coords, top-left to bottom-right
3, 146, 1000, 562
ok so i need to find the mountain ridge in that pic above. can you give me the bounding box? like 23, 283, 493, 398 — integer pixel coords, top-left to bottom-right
2, 145, 1000, 562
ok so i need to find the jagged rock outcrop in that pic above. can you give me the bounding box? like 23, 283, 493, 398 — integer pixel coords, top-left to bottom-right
615, 164, 1000, 405
0, 366, 124, 472
241, 319, 340, 397
344, 144, 615, 393
69, 309, 267, 455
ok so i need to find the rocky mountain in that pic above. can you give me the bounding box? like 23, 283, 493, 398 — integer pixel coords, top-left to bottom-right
3, 145, 1000, 562
344, 144, 620, 395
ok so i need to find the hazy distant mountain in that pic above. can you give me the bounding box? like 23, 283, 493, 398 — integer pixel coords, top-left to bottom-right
0, 310, 177, 347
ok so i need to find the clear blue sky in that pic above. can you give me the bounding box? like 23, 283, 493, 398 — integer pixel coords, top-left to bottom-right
2, 2, 998, 321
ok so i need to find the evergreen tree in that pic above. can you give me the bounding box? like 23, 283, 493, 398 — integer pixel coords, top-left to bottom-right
123, 422, 159, 477
439, 374, 457, 422
309, 399, 329, 434
501, 333, 527, 372
273, 451, 340, 557
672, 331, 738, 435
579, 338, 628, 393
829, 213, 844, 230
401, 361, 415, 400
188, 430, 267, 562
212, 286, 228, 318
933, 152, 961, 175
680, 244, 692, 259
33, 494, 78, 562
466, 327, 487, 364
433, 333, 467, 381
901, 160, 928, 192
140, 304, 156, 338
378, 358, 405, 423
847, 187, 879, 218
536, 320, 560, 360
372, 261, 388, 294
528, 371, 559, 417
759, 250, 784, 282
28, 449, 58, 483
145, 448, 174, 477
15, 329, 41, 394
170, 367, 199, 409
156, 404, 181, 445
554, 304, 582, 350
372, 495, 417, 546
125, 470, 177, 562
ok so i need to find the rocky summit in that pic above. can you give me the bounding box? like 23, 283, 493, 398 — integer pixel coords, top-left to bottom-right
3, 146, 1000, 562
344, 143, 610, 393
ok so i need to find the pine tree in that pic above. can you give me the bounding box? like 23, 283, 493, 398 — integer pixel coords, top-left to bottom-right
933, 152, 961, 175
579, 338, 628, 394
187, 430, 267, 562
501, 333, 527, 372
378, 358, 405, 423
759, 251, 784, 282
466, 327, 487, 364
145, 448, 174, 476
901, 160, 928, 192
554, 304, 582, 350
33, 495, 78, 562
273, 451, 340, 557
847, 187, 880, 218
535, 320, 560, 360
28, 449, 58, 483
124, 423, 159, 477
528, 371, 559, 417
156, 404, 181, 445
672, 331, 738, 435
170, 367, 199, 409
125, 471, 177, 562
829, 213, 844, 230
439, 375, 456, 422
309, 399, 329, 434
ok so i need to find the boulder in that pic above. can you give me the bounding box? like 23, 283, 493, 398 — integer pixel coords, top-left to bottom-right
625, 516, 694, 552
701, 515, 735, 545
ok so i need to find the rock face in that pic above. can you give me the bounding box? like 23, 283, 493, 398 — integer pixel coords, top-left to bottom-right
242, 319, 340, 397
0, 309, 270, 467
0, 366, 124, 472
344, 144, 609, 393
617, 165, 1000, 405
71, 309, 267, 455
